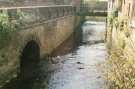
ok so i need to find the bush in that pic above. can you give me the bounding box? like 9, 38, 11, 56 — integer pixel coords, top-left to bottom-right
104, 49, 135, 89
105, 8, 135, 89
105, 11, 135, 89
0, 9, 23, 49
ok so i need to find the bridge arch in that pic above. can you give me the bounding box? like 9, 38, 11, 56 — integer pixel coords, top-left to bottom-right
19, 36, 41, 79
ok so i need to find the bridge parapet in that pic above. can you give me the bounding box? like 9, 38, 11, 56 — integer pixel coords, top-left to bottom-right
79, 1, 107, 16
0, 5, 75, 29
0, 0, 73, 7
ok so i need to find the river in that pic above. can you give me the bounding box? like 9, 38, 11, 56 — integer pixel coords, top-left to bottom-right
2, 20, 107, 89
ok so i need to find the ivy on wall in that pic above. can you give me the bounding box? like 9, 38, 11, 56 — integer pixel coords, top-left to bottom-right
0, 9, 24, 49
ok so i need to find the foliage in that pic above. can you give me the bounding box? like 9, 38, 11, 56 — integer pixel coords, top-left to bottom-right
0, 9, 24, 49
0, 10, 14, 49
107, 8, 118, 28
105, 7, 135, 89
104, 49, 135, 89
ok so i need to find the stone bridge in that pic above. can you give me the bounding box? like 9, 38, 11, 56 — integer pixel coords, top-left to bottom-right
0, 5, 81, 87
78, 1, 108, 16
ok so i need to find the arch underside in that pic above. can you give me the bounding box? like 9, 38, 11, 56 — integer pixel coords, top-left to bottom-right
19, 40, 40, 80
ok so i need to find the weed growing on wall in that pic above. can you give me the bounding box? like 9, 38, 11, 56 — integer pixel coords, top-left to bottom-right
0, 9, 24, 49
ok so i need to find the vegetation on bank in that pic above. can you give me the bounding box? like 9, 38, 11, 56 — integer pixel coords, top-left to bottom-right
0, 9, 24, 49
104, 10, 135, 89
104, 49, 135, 89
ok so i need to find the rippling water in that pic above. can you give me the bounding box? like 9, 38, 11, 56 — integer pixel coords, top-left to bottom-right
2, 20, 107, 89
